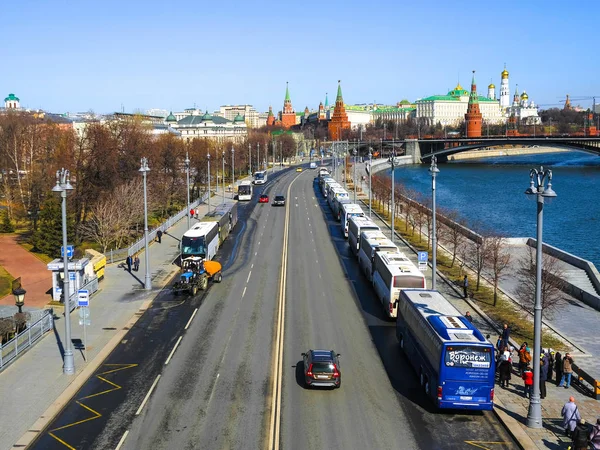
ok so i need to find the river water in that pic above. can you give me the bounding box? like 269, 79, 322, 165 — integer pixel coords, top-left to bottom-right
384, 151, 600, 268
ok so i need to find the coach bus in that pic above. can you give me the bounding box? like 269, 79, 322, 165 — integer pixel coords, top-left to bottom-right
202, 201, 238, 245
340, 203, 365, 237
238, 180, 253, 201
372, 252, 425, 318
396, 289, 495, 410
181, 221, 219, 261
253, 170, 267, 185
357, 230, 398, 282
348, 216, 380, 256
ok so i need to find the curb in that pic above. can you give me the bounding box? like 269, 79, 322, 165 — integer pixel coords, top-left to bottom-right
492, 397, 538, 450
12, 262, 181, 450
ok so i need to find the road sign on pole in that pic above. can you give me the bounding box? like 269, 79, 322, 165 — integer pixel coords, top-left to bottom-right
418, 251, 428, 272
77, 290, 89, 307
61, 245, 75, 259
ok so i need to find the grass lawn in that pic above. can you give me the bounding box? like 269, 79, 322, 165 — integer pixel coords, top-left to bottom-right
19, 242, 54, 264
0, 265, 14, 298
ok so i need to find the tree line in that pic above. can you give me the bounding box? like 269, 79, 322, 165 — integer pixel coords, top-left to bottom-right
0, 112, 299, 256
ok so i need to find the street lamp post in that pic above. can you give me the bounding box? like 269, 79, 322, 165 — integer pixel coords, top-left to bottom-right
222, 151, 225, 204
524, 166, 557, 429
368, 147, 373, 218
207, 153, 211, 212
257, 143, 260, 173
52, 168, 75, 374
13, 287, 26, 314
248, 143, 252, 176
389, 152, 396, 244
353, 148, 357, 203
139, 158, 151, 291
231, 147, 235, 199
185, 153, 191, 230
430, 156, 439, 290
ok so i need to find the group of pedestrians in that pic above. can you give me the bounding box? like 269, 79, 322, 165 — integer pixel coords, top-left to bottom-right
562, 396, 600, 449
125, 254, 140, 272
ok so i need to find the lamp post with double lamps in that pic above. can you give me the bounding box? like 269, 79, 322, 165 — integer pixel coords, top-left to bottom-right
185, 152, 191, 230
368, 147, 373, 218
207, 153, 211, 212
139, 158, 151, 291
389, 152, 397, 244
222, 151, 225, 204
524, 167, 557, 428
430, 156, 439, 290
248, 143, 252, 176
231, 147, 235, 199
52, 168, 75, 374
353, 148, 357, 203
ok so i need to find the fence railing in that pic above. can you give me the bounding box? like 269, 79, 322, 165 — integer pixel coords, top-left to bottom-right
0, 308, 54, 371
108, 192, 209, 264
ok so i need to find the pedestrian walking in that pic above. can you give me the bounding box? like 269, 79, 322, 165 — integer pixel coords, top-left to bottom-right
555, 351, 564, 387
562, 396, 581, 438
126, 255, 133, 273
462, 275, 469, 298
134, 255, 140, 272
540, 354, 548, 399
190, 208, 195, 220
465, 311, 473, 323
522, 364, 534, 398
559, 353, 575, 388
501, 323, 511, 348
589, 418, 600, 450
571, 419, 589, 450
156, 229, 163, 244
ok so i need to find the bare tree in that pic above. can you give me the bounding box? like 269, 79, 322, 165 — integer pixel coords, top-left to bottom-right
486, 235, 511, 306
470, 236, 490, 291
443, 210, 467, 268
515, 247, 567, 319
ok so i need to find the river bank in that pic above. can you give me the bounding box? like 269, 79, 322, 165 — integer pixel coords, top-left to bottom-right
448, 145, 569, 161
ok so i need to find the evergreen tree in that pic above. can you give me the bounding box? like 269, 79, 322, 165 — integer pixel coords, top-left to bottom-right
0, 210, 15, 233
32, 195, 76, 258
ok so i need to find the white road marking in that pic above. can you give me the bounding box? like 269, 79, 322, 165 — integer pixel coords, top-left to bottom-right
184, 308, 198, 330
242, 286, 247, 298
255, 252, 257, 256
114, 430, 129, 450
165, 336, 183, 365
251, 263, 254, 269
247, 272, 252, 283
135, 374, 161, 415
258, 241, 261, 245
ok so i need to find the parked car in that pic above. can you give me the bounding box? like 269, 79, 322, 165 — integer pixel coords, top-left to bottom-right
301, 349, 341, 389
273, 195, 286, 206
259, 194, 269, 203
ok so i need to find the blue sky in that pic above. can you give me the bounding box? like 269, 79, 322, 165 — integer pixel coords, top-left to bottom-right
1, 0, 598, 115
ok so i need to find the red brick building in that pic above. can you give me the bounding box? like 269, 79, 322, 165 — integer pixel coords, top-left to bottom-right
328, 81, 351, 140
464, 71, 482, 138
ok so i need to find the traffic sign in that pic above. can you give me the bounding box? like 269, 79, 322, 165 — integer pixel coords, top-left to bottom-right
418, 251, 428, 262
61, 245, 75, 259
77, 289, 89, 307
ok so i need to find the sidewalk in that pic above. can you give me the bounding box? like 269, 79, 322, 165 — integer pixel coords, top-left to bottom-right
0, 235, 52, 309
346, 160, 600, 449
0, 199, 214, 450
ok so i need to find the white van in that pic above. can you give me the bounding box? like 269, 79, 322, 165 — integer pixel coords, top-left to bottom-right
340, 204, 365, 238
372, 251, 426, 318
357, 231, 398, 282
310, 162, 317, 169
348, 216, 380, 257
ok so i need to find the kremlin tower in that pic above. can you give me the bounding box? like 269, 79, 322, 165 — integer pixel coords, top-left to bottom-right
328, 81, 351, 141
464, 71, 482, 138
500, 64, 510, 109
266, 105, 275, 126
280, 82, 296, 129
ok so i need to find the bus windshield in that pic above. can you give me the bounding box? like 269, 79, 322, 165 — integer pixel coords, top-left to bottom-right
182, 236, 206, 258
254, 172, 265, 181
238, 185, 251, 195
444, 345, 492, 369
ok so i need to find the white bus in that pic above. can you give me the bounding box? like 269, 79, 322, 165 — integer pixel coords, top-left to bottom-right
358, 230, 398, 282
332, 197, 352, 221
238, 180, 253, 201
348, 216, 380, 256
340, 203, 365, 238
253, 170, 267, 185
327, 187, 348, 211
322, 179, 339, 198
181, 222, 219, 261
373, 251, 426, 318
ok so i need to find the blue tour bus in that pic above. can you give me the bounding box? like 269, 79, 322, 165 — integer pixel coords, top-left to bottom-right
396, 289, 495, 410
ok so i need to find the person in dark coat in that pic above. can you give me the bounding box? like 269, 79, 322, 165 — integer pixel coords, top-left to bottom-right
540, 355, 549, 399
498, 358, 512, 388
463, 275, 469, 298
501, 323, 511, 348
465, 311, 473, 323
126, 255, 133, 273
571, 419, 589, 450
134, 255, 140, 272
156, 229, 163, 244
547, 350, 555, 382
555, 351, 563, 387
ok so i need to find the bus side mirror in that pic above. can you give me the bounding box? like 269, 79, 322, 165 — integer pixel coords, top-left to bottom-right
301, 352, 306, 357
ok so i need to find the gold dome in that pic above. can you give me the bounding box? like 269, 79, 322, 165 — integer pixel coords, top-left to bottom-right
455, 83, 464, 91
521, 91, 529, 100
488, 83, 496, 89
501, 68, 509, 79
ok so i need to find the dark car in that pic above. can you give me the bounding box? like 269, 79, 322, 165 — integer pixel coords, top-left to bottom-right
258, 194, 269, 203
301, 349, 341, 389
273, 195, 285, 206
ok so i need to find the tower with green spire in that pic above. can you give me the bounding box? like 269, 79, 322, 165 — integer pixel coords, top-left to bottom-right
281, 81, 296, 128
465, 71, 482, 137
328, 80, 351, 140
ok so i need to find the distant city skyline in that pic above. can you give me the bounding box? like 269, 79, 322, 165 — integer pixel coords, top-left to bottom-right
1, 1, 598, 114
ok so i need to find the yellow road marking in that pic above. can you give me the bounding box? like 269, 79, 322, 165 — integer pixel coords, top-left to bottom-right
465, 441, 510, 449
47, 363, 138, 449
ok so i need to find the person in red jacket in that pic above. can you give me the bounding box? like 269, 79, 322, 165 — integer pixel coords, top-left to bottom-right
522, 364, 534, 398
